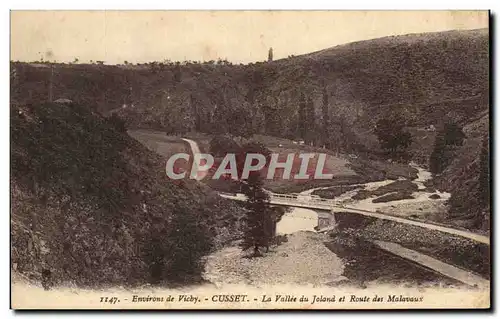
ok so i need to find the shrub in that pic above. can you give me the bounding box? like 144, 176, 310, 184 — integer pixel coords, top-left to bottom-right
209, 135, 241, 157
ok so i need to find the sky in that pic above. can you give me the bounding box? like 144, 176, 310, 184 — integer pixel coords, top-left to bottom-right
10, 10, 489, 64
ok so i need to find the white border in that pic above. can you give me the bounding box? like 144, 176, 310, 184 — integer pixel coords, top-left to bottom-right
3, 1, 498, 10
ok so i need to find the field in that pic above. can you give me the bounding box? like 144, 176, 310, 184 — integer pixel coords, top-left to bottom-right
127, 130, 189, 158
127, 130, 424, 195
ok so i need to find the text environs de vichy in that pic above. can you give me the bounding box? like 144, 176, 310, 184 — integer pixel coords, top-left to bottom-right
165, 153, 334, 180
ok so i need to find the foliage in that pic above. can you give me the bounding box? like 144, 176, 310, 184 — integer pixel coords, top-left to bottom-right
235, 140, 277, 256
429, 121, 466, 175
443, 122, 466, 146
108, 113, 127, 132
478, 135, 490, 204
297, 92, 307, 140
10, 29, 488, 159
371, 191, 414, 203
209, 135, 242, 157
226, 105, 256, 139
161, 204, 213, 283
11, 102, 243, 288
374, 117, 412, 161
433, 113, 490, 231
239, 172, 271, 255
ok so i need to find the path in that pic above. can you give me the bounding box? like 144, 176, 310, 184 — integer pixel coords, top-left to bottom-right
373, 240, 489, 288
177, 135, 489, 288
221, 192, 490, 245
180, 137, 489, 245
181, 138, 207, 181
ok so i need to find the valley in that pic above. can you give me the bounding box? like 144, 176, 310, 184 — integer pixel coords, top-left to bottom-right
10, 27, 490, 298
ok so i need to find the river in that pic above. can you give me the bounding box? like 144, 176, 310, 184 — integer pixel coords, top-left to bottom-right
180, 135, 451, 235
276, 162, 451, 235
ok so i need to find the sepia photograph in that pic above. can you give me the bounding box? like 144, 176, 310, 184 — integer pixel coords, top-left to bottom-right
9, 10, 490, 310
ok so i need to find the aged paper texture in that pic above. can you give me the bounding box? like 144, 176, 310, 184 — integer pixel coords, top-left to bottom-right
10, 10, 490, 310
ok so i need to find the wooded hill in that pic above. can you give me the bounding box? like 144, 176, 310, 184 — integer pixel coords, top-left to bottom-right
10, 28, 490, 239
11, 101, 246, 288
11, 29, 488, 148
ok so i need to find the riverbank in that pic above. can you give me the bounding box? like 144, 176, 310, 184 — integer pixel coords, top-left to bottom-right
128, 131, 489, 291
202, 228, 483, 290
329, 212, 490, 280
203, 232, 345, 287
310, 162, 456, 226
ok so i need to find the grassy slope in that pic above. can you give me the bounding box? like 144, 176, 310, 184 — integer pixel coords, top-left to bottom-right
11, 102, 245, 288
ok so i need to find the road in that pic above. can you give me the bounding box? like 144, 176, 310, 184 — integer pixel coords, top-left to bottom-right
181, 138, 207, 181
176, 135, 490, 288
373, 240, 489, 288
181, 136, 489, 245
219, 192, 490, 245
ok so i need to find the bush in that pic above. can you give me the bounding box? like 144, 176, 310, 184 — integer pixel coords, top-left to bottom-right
161, 206, 213, 284
11, 102, 242, 288
209, 135, 241, 157
108, 113, 127, 132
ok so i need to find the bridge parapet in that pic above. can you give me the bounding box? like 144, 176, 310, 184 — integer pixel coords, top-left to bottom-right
218, 192, 490, 245
219, 192, 344, 210
270, 193, 340, 206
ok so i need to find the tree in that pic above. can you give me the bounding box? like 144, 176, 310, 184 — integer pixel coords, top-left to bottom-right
305, 96, 316, 146
429, 132, 449, 175
321, 86, 331, 148
297, 92, 307, 139
447, 134, 489, 230
108, 113, 127, 132
329, 116, 344, 153
429, 121, 465, 175
190, 94, 202, 131
236, 141, 273, 256
443, 122, 466, 146
146, 228, 168, 284
262, 96, 282, 137
479, 135, 490, 204
209, 135, 242, 157
374, 117, 413, 161
227, 106, 255, 140
163, 205, 213, 283
240, 171, 271, 256
268, 47, 273, 62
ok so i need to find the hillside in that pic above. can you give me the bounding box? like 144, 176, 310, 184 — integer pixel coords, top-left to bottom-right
11, 29, 488, 141
10, 28, 490, 231
11, 101, 245, 288
434, 112, 490, 231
